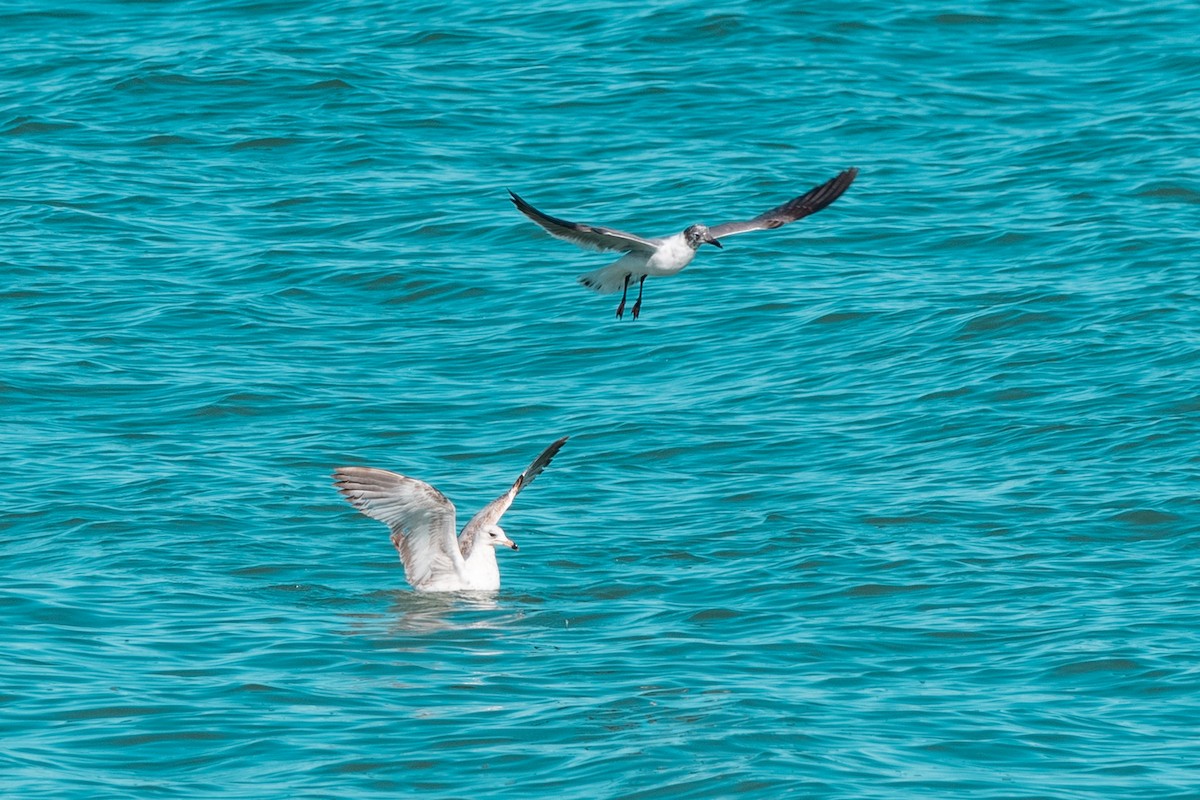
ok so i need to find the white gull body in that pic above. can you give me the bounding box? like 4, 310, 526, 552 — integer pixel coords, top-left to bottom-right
333, 437, 567, 593
509, 167, 858, 319
584, 231, 702, 289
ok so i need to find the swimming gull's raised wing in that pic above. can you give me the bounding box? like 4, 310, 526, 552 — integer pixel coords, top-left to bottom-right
332, 466, 466, 589
708, 167, 858, 240
509, 191, 659, 254
459, 436, 568, 556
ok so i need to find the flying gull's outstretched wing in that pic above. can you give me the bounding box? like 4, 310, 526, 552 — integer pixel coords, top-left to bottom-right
708, 167, 858, 240
509, 191, 659, 254
459, 436, 568, 555
333, 466, 465, 590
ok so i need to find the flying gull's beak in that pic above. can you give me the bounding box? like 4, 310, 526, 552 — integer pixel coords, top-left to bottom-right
707, 236, 723, 249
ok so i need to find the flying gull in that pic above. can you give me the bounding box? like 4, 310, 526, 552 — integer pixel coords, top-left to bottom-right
509, 167, 857, 319
333, 437, 568, 593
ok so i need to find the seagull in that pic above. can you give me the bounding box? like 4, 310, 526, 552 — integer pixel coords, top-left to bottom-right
332, 436, 567, 593
509, 167, 857, 320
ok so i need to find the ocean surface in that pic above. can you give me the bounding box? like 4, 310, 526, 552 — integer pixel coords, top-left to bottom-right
3, 0, 1199, 797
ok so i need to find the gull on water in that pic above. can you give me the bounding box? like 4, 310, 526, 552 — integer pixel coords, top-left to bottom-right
333, 437, 568, 593
509, 167, 858, 320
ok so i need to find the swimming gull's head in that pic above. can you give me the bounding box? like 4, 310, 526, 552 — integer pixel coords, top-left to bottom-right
484, 523, 518, 552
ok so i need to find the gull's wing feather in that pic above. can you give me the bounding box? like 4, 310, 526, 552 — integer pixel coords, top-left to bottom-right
460, 436, 568, 556
708, 167, 858, 239
509, 191, 659, 254
333, 466, 466, 589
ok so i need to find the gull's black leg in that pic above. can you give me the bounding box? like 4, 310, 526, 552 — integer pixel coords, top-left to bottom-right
631, 275, 647, 320
615, 274, 630, 319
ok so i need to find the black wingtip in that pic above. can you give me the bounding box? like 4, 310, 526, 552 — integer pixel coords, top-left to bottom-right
800, 167, 859, 216
836, 167, 859, 193
509, 188, 534, 209
540, 435, 568, 464
515, 435, 569, 491
830, 166, 858, 191
543, 434, 569, 460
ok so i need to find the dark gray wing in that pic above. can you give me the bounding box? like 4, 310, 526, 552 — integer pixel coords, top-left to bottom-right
460, 436, 568, 556
333, 466, 466, 589
708, 167, 858, 239
509, 191, 659, 254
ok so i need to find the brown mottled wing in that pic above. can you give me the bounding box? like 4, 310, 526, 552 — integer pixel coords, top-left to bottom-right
509, 191, 660, 254
459, 436, 568, 555
332, 466, 466, 589
707, 167, 858, 239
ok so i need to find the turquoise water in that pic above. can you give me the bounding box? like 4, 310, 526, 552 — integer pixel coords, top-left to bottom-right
3, 0, 1199, 797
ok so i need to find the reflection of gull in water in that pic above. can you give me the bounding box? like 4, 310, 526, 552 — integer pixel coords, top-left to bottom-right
388, 592, 515, 635
509, 167, 858, 319
333, 437, 568, 593
339, 592, 516, 636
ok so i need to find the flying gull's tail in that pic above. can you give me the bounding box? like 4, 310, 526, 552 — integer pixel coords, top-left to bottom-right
578, 264, 631, 294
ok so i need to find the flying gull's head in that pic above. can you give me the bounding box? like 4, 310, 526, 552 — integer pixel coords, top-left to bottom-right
484, 524, 518, 551
684, 224, 722, 250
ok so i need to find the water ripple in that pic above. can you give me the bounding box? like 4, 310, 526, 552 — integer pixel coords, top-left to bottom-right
3, 0, 1200, 798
